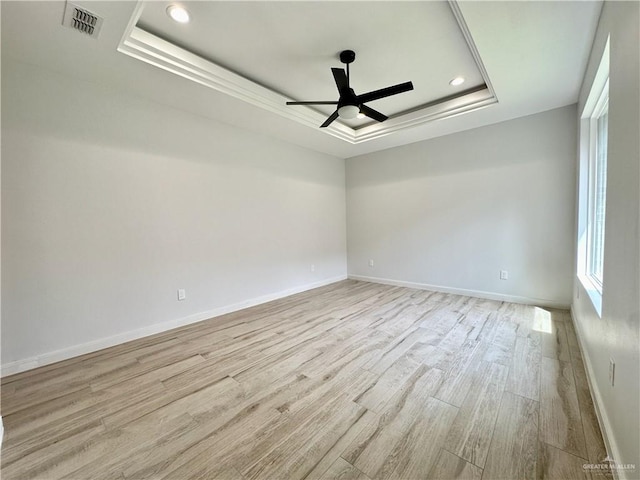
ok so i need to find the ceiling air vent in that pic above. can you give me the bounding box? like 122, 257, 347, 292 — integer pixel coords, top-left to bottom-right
62, 2, 103, 38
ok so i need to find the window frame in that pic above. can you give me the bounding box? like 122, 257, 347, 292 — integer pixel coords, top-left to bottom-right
577, 36, 609, 317
585, 80, 608, 293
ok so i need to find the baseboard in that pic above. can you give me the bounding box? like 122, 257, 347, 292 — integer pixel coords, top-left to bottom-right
1, 275, 347, 377
348, 274, 571, 309
569, 306, 625, 480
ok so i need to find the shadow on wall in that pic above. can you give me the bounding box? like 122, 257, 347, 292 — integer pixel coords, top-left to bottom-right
346, 106, 576, 187
1, 59, 343, 186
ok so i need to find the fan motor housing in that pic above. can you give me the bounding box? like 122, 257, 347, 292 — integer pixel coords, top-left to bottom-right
338, 88, 358, 108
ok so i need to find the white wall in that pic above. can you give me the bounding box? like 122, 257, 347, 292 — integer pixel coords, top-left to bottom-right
572, 1, 639, 474
1, 59, 347, 374
346, 105, 577, 307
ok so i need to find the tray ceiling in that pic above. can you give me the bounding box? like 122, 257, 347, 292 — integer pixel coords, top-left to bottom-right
1, 1, 602, 158
120, 1, 496, 143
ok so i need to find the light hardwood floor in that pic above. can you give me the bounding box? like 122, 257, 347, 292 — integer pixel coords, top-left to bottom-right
1, 280, 610, 480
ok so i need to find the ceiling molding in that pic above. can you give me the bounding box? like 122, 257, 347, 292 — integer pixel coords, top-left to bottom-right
447, 0, 498, 102
117, 1, 497, 144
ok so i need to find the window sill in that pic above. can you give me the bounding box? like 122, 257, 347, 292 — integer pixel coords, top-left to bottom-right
578, 274, 603, 317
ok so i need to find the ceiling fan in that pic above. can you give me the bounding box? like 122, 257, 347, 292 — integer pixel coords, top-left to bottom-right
286, 50, 414, 128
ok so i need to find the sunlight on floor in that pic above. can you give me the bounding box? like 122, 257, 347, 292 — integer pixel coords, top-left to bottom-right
532, 307, 553, 334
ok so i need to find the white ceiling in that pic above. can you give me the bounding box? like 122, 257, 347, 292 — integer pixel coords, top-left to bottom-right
1, 1, 602, 159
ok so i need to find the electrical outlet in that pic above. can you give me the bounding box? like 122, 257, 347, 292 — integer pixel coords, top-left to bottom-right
500, 270, 509, 280
368, 259, 374, 268
609, 358, 615, 386
177, 289, 186, 301
311, 264, 315, 272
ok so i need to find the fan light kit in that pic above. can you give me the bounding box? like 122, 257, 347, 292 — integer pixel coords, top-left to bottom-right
167, 5, 190, 23
449, 76, 465, 86
337, 105, 360, 119
287, 50, 414, 128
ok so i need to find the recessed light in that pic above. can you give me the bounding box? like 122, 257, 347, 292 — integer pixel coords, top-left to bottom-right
167, 5, 190, 23
449, 76, 465, 86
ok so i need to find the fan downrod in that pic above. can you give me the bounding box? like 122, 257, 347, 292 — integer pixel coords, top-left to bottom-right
339, 50, 356, 65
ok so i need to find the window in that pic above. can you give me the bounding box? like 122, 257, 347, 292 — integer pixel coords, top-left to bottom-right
587, 80, 608, 291
578, 37, 609, 316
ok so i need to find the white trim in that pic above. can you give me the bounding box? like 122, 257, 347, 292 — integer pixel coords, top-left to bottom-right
117, 1, 497, 144
585, 79, 608, 295
1, 275, 347, 377
580, 36, 610, 119
569, 306, 624, 480
578, 273, 603, 318
447, 0, 497, 101
0, 416, 3, 448
578, 36, 610, 318
348, 274, 570, 309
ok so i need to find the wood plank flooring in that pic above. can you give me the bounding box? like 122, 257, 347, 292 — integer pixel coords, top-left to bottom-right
1, 280, 610, 479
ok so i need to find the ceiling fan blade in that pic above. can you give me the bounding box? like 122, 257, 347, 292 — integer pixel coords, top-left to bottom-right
331, 68, 349, 94
286, 101, 338, 105
356, 81, 414, 104
320, 110, 339, 128
360, 104, 388, 123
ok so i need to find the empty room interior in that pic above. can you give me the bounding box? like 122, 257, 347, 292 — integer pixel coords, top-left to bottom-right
1, 1, 639, 479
